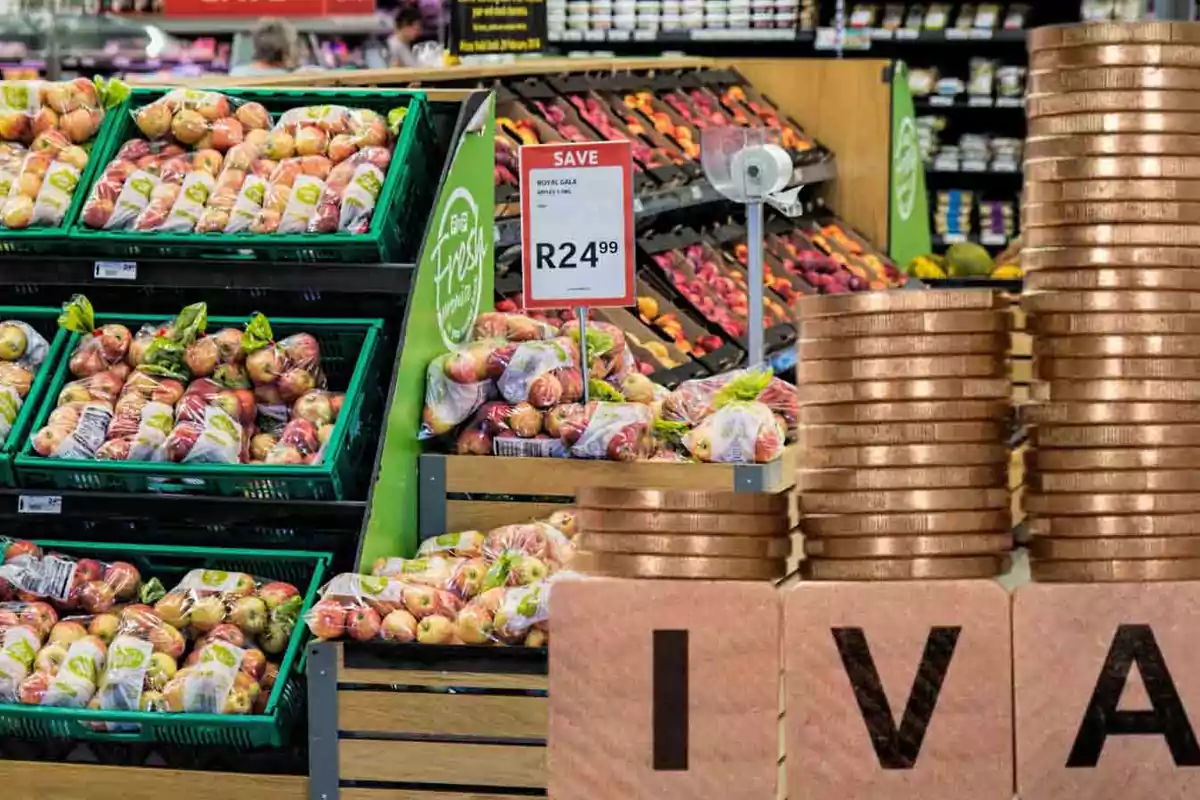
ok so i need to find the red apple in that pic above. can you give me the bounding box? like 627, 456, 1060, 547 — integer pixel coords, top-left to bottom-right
102, 561, 139, 600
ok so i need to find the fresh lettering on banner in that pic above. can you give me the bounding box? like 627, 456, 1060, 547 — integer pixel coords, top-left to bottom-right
520, 140, 635, 311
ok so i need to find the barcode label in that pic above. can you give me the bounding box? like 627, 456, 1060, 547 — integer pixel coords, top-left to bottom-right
17, 495, 61, 514
74, 404, 112, 453
16, 555, 77, 602
94, 261, 137, 280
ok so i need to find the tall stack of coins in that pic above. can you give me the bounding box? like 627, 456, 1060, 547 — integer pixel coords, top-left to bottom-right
572, 488, 791, 580
794, 290, 1014, 581
1024, 20, 1200, 582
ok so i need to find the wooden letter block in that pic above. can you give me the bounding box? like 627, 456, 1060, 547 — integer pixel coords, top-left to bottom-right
548, 578, 780, 800
785, 580, 1013, 800
1015, 583, 1200, 800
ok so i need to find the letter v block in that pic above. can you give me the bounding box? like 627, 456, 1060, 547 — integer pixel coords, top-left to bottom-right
1015, 583, 1200, 800
548, 578, 781, 800
785, 581, 1013, 800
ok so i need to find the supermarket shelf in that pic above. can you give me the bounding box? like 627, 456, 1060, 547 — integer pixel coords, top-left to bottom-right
0, 255, 414, 294
140, 14, 392, 36
926, 164, 1021, 176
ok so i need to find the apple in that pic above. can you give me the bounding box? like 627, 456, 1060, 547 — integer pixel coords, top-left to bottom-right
119, 606, 159, 636
135, 103, 173, 139
145, 651, 177, 690
379, 609, 417, 643
257, 582, 298, 612
473, 587, 505, 614
34, 643, 69, 675
189, 596, 226, 633
87, 613, 119, 645
222, 685, 253, 715
305, 600, 345, 641
18, 670, 50, 704
3, 539, 40, 563
170, 109, 207, 144
102, 562, 139, 600
416, 615, 455, 644
236, 102, 270, 131
184, 337, 220, 378
73, 558, 103, 583
229, 596, 268, 635
511, 556, 549, 585
149, 622, 185, 659
80, 581, 116, 614
264, 131, 295, 160
204, 622, 246, 647
20, 602, 57, 638
154, 592, 191, 629
258, 619, 290, 655
240, 647, 267, 682
401, 585, 437, 619
455, 606, 493, 645
292, 391, 333, 425
246, 347, 285, 385
525, 629, 548, 648
47, 621, 87, 648
346, 607, 381, 642
277, 369, 316, 404
261, 661, 279, 692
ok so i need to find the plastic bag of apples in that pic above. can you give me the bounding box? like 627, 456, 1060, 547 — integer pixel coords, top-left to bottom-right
0, 317, 49, 440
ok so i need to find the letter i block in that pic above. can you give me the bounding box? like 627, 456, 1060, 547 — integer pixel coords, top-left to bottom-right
548, 578, 781, 800
1015, 583, 1200, 800
784, 581, 1013, 800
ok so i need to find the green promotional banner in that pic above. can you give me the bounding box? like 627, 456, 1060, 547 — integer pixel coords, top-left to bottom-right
888, 61, 932, 267
358, 93, 496, 570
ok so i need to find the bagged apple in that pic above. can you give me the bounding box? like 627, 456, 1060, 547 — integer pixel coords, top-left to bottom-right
133, 89, 269, 152
661, 368, 798, 439
558, 401, 653, 461
277, 174, 323, 233
27, 158, 80, 227
161, 638, 252, 714
419, 352, 495, 439
0, 318, 49, 440
0, 621, 41, 701
241, 314, 325, 404
483, 521, 574, 567
153, 570, 301, 658
561, 319, 630, 383
153, 170, 213, 233
263, 418, 320, 465
370, 556, 490, 600
40, 634, 106, 707
471, 312, 559, 342
415, 530, 486, 559
222, 173, 267, 233
332, 163, 383, 233
31, 401, 112, 460
56, 295, 133, 378
494, 338, 579, 407
490, 580, 551, 644
308, 574, 463, 643
683, 400, 784, 464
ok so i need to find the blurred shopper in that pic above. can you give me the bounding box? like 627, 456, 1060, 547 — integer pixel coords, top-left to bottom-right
388, 5, 424, 67
231, 17, 299, 77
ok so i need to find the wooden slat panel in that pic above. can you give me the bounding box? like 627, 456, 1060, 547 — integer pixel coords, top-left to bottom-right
342, 790, 530, 800
339, 691, 547, 738
340, 740, 546, 788
446, 501, 567, 533
0, 762, 306, 800
444, 455, 738, 495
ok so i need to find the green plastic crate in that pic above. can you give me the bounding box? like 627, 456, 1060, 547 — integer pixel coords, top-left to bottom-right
66, 86, 434, 262
14, 313, 384, 500
0, 99, 126, 254
0, 539, 329, 746
0, 307, 69, 486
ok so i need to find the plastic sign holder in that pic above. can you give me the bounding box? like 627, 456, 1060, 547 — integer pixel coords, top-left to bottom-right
520, 140, 636, 402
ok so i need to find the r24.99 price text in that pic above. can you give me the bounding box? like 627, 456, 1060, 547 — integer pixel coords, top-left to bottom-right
534, 240, 620, 269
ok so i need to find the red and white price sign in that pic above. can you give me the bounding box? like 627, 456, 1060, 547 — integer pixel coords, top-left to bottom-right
519, 141, 635, 310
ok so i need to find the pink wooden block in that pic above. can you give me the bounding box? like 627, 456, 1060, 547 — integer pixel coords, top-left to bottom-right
548, 578, 780, 800
1015, 582, 1200, 800
785, 580, 1013, 800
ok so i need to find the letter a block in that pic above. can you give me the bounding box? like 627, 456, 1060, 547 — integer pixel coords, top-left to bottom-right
548, 578, 780, 800
784, 581, 1013, 800
1015, 583, 1200, 800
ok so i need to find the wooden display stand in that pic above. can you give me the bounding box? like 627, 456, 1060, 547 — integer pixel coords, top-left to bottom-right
0, 762, 306, 800
306, 641, 548, 799
419, 445, 798, 536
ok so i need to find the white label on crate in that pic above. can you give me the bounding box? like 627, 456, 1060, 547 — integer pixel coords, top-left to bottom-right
93, 261, 137, 280
962, 159, 989, 172
995, 97, 1023, 108
968, 96, 994, 108
17, 495, 61, 514
981, 232, 1009, 246
928, 96, 955, 107
896, 28, 918, 39
943, 233, 968, 244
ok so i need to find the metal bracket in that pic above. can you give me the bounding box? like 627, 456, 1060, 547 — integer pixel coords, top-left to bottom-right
308, 643, 340, 800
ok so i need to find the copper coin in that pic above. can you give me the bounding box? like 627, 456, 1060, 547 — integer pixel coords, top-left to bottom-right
799, 355, 1007, 383
1026, 156, 1200, 183
799, 378, 1011, 405
803, 421, 1004, 447
1033, 536, 1200, 559
1030, 45, 1200, 71
801, 556, 1006, 581
801, 443, 1009, 468
574, 532, 792, 559
1026, 492, 1200, 515
1023, 401, 1200, 424
1031, 558, 1200, 582
798, 334, 1009, 360
1030, 66, 1200, 94
1035, 357, 1200, 380
1028, 22, 1200, 50
1035, 334, 1200, 357
795, 289, 1003, 319
797, 465, 1007, 491
801, 401, 1010, 424
575, 487, 788, 515
1023, 201, 1200, 227
1029, 313, 1200, 335
1025, 133, 1200, 159
1027, 269, 1200, 291
1033, 424, 1200, 447
800, 310, 1008, 339
1032, 470, 1200, 493
1023, 290, 1200, 313
1028, 91, 1200, 118
798, 489, 1009, 514
1029, 514, 1200, 537
576, 508, 788, 535
1031, 447, 1200, 471
801, 510, 1012, 537
1029, 112, 1200, 137
571, 551, 786, 580
1024, 180, 1200, 205
1032, 379, 1200, 401
804, 534, 1012, 558
1025, 224, 1200, 248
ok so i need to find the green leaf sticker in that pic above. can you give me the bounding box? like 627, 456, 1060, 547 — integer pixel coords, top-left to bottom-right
201, 569, 229, 587
359, 576, 387, 595
210, 410, 238, 438
139, 577, 166, 605
589, 378, 624, 403
714, 368, 773, 408
67, 654, 96, 682
3, 84, 28, 110
241, 312, 273, 355
354, 168, 383, 199
110, 644, 146, 670
244, 181, 265, 206
48, 168, 78, 194
387, 106, 408, 135
130, 176, 153, 199
295, 182, 321, 205
6, 637, 34, 668
58, 294, 95, 334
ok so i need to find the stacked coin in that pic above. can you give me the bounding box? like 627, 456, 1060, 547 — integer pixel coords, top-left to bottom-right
572, 487, 791, 580
1024, 20, 1200, 582
794, 290, 1014, 581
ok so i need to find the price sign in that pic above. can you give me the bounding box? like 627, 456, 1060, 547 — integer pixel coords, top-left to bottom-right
520, 141, 635, 310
